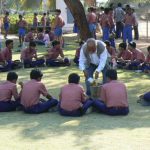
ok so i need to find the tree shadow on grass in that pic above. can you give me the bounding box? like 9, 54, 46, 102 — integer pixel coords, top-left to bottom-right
0, 67, 150, 150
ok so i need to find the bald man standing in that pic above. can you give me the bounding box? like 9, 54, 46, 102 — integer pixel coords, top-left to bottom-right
79, 38, 109, 96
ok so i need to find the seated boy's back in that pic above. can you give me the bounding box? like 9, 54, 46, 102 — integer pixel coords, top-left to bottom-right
60, 83, 86, 111
101, 80, 128, 107
0, 80, 18, 101
21, 79, 48, 108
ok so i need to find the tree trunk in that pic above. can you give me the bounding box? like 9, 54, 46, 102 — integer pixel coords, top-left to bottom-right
64, 0, 92, 41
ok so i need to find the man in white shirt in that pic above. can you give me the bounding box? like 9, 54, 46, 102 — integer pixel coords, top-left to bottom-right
79, 38, 109, 96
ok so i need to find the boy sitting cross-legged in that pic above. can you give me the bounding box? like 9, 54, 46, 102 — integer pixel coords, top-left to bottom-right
21, 41, 45, 68
45, 40, 70, 67
58, 73, 93, 117
21, 69, 58, 114
0, 72, 21, 112
93, 69, 129, 116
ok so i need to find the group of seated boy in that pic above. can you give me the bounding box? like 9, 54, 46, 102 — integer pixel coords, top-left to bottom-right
74, 40, 150, 74
0, 69, 149, 116
0, 39, 70, 72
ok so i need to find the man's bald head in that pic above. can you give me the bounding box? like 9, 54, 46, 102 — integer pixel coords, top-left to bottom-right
86, 38, 97, 53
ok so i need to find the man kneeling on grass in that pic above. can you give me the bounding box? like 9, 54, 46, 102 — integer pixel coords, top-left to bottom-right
93, 69, 129, 116
20, 69, 58, 114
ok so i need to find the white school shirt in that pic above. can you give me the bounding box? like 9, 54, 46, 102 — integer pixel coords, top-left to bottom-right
43, 34, 50, 43
79, 47, 108, 73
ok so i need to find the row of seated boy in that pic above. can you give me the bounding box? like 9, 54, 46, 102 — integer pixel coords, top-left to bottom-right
73, 41, 150, 73
0, 40, 70, 71
0, 69, 149, 116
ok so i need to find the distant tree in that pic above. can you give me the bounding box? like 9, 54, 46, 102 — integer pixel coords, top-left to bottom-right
64, 0, 92, 40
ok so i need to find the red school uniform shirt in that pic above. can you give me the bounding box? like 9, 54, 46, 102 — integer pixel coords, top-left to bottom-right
21, 48, 37, 61
54, 15, 65, 28
47, 47, 63, 60
118, 50, 133, 61
132, 48, 145, 62
0, 81, 19, 102
1, 47, 12, 61
60, 83, 86, 111
124, 13, 135, 26
100, 80, 128, 108
25, 32, 34, 42
100, 14, 110, 28
21, 79, 48, 108
18, 19, 27, 28
107, 46, 116, 57
41, 16, 46, 27
145, 53, 150, 63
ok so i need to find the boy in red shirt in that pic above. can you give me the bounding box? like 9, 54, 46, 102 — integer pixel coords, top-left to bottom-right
140, 46, 150, 73
17, 15, 27, 47
123, 8, 136, 43
117, 42, 133, 68
3, 12, 10, 39
54, 9, 65, 46
87, 7, 97, 38
1, 40, 21, 71
41, 13, 46, 30
21, 41, 45, 68
127, 41, 145, 70
0, 72, 20, 112
100, 8, 111, 41
59, 73, 93, 117
93, 69, 129, 116
45, 40, 70, 67
21, 69, 58, 114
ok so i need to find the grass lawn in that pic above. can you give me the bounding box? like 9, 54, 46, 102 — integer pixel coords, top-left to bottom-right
0, 34, 150, 150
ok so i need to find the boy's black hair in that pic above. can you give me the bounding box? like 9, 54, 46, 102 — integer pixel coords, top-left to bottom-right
118, 3, 122, 7
29, 41, 36, 47
132, 8, 135, 12
68, 73, 80, 84
45, 30, 49, 34
30, 69, 43, 80
5, 11, 9, 15
5, 39, 13, 47
56, 9, 61, 13
34, 12, 38, 15
43, 13, 46, 16
126, 4, 130, 9
147, 46, 150, 52
90, 6, 94, 12
104, 8, 110, 14
119, 42, 127, 49
30, 27, 34, 31
106, 69, 118, 80
104, 40, 111, 47
100, 7, 104, 10
46, 27, 51, 31
38, 27, 43, 32
129, 41, 136, 48
79, 41, 84, 46
52, 40, 60, 47
19, 14, 23, 18
7, 72, 18, 81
